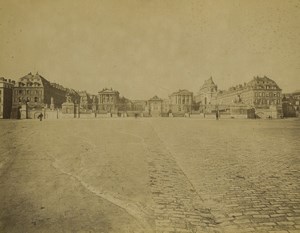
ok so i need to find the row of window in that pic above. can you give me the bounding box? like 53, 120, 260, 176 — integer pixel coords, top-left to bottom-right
14, 97, 41, 103
19, 82, 41, 87
15, 89, 42, 95
265, 85, 278, 89
254, 99, 281, 104
255, 92, 281, 97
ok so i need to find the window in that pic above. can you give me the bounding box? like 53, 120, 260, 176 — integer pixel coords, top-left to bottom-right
34, 97, 38, 102
262, 92, 265, 97
266, 93, 269, 97
19, 90, 23, 94
27, 90, 30, 94
274, 93, 277, 97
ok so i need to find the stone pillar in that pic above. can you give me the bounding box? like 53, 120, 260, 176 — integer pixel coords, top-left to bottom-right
50, 97, 55, 111
20, 104, 27, 119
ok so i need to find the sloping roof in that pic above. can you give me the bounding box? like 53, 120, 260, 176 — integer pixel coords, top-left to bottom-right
202, 77, 217, 88
170, 89, 193, 96
98, 88, 119, 94
18, 72, 50, 87
149, 95, 162, 101
247, 76, 280, 90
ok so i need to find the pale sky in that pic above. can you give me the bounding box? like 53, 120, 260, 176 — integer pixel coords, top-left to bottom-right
0, 0, 299, 99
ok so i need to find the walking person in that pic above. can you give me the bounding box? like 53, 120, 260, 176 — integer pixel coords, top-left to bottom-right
38, 113, 43, 121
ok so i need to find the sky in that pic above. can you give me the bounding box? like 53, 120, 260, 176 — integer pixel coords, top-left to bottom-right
0, 0, 299, 99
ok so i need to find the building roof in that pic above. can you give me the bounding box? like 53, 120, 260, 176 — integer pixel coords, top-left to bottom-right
170, 89, 193, 96
247, 76, 281, 90
149, 95, 162, 101
98, 88, 119, 94
0, 77, 15, 85
201, 77, 217, 88
17, 72, 50, 87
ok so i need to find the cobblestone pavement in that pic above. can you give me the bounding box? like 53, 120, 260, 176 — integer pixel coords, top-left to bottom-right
147, 119, 300, 233
0, 119, 299, 233
142, 133, 219, 233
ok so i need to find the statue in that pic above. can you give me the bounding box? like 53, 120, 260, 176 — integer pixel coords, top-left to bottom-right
66, 94, 72, 103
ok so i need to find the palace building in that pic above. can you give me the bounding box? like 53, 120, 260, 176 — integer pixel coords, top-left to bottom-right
169, 89, 193, 114
195, 77, 218, 106
0, 77, 15, 119
214, 76, 282, 110
11, 72, 80, 118
98, 88, 120, 113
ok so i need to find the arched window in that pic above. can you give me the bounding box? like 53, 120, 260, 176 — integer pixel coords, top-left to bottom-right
34, 97, 38, 102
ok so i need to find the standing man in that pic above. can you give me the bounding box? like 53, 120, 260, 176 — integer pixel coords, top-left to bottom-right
216, 111, 219, 120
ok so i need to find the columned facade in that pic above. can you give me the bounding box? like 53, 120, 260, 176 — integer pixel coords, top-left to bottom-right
169, 89, 193, 113
98, 88, 120, 113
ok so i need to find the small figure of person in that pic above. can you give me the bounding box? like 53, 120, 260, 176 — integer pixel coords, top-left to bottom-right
216, 111, 219, 120
38, 113, 43, 121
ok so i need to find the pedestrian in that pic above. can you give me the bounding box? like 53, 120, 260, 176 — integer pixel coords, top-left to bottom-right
216, 111, 219, 120
38, 113, 43, 121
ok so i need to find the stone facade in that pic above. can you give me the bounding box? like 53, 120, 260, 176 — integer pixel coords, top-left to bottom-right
11, 73, 70, 118
148, 96, 163, 117
214, 76, 282, 110
131, 100, 148, 112
169, 89, 193, 114
78, 91, 93, 112
0, 77, 15, 119
282, 91, 300, 117
98, 88, 120, 113
195, 77, 218, 108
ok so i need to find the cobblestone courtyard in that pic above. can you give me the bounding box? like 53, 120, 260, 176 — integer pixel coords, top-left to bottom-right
0, 118, 299, 233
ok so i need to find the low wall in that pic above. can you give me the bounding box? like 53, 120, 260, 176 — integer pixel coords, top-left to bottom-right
79, 113, 96, 119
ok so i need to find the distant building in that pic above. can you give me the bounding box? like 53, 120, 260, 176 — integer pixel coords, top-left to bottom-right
169, 89, 193, 114
78, 91, 93, 112
282, 90, 300, 117
0, 77, 15, 119
131, 100, 148, 112
148, 95, 163, 117
98, 88, 120, 113
214, 76, 282, 111
162, 99, 170, 115
118, 96, 133, 112
195, 77, 218, 110
11, 72, 66, 118
11, 72, 79, 118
